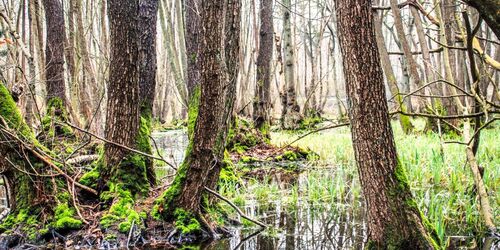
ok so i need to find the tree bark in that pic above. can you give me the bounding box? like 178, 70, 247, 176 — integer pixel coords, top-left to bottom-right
138, 0, 159, 186
154, 0, 240, 237
336, 0, 438, 248
465, 0, 500, 40
253, 0, 273, 135
101, 0, 149, 195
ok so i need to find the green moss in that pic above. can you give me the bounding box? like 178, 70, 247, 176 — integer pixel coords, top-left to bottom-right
80, 167, 100, 189
100, 185, 141, 233
299, 115, 323, 130
42, 97, 73, 138
385, 163, 441, 249
152, 151, 190, 219
173, 208, 201, 234
187, 86, 201, 139
240, 155, 258, 163
227, 116, 265, 152
0, 83, 35, 141
283, 150, 298, 161
219, 151, 240, 186
153, 87, 199, 219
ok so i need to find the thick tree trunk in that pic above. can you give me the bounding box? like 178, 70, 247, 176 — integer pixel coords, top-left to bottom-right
154, 0, 240, 238
253, 0, 273, 135
335, 0, 438, 248
138, 0, 159, 186
281, 0, 301, 129
101, 0, 149, 195
0, 83, 83, 238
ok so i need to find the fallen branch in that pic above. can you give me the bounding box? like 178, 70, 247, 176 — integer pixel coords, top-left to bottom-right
204, 186, 266, 228
0, 125, 97, 195
282, 122, 350, 148
63, 122, 177, 170
66, 155, 100, 165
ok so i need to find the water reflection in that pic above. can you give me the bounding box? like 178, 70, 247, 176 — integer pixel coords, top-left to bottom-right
150, 130, 498, 250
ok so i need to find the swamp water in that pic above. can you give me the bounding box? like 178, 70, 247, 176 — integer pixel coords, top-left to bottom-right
150, 130, 498, 250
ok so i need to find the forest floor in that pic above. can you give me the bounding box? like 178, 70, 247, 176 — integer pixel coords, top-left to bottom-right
1, 120, 498, 249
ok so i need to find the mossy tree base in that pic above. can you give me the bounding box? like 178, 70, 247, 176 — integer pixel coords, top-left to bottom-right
0, 83, 83, 243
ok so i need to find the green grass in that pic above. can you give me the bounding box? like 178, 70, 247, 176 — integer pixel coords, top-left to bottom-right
270, 120, 499, 242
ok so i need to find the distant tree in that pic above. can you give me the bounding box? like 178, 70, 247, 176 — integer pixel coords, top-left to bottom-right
253, 0, 274, 136
42, 0, 68, 115
281, 0, 301, 129
335, 0, 439, 248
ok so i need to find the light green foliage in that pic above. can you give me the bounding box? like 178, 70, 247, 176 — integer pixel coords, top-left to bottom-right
79, 167, 100, 189
219, 151, 240, 186
283, 150, 297, 161
298, 115, 323, 130
232, 120, 499, 248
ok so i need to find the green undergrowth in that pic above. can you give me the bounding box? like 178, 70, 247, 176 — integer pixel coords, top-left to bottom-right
269, 119, 499, 247
227, 117, 266, 154
100, 183, 146, 233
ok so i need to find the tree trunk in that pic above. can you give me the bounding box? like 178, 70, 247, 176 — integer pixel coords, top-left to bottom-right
373, 10, 413, 133
184, 0, 201, 99
465, 0, 500, 39
138, 0, 159, 186
42, 0, 67, 106
0, 83, 83, 238
253, 0, 273, 135
389, 0, 425, 112
154, 0, 240, 238
101, 0, 149, 196
281, 0, 301, 129
75, 0, 96, 124
335, 0, 438, 248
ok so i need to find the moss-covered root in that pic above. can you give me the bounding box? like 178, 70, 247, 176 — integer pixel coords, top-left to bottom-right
0, 84, 83, 243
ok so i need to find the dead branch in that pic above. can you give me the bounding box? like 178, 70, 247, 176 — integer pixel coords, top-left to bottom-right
204, 186, 266, 228
0, 125, 97, 195
63, 122, 177, 170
